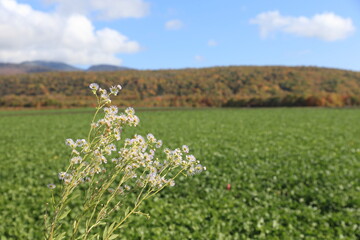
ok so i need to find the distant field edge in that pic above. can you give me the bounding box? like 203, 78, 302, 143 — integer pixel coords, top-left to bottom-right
1, 106, 360, 117
0, 107, 214, 117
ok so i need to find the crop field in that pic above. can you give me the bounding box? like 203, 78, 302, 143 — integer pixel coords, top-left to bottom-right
0, 108, 359, 239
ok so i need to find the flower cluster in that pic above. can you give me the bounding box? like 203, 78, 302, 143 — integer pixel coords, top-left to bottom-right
46, 83, 205, 239
89, 83, 122, 104
54, 84, 205, 191
59, 126, 205, 190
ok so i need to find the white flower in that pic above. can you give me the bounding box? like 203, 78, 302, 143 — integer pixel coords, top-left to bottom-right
96, 155, 107, 164
125, 107, 135, 115
89, 83, 99, 91
72, 149, 80, 155
182, 145, 189, 153
71, 156, 82, 164
169, 179, 175, 187
147, 133, 156, 143
124, 138, 131, 145
187, 166, 195, 176
132, 116, 140, 126
63, 173, 73, 184
65, 139, 76, 148
109, 105, 118, 114
104, 107, 111, 115
110, 86, 119, 96
194, 164, 204, 174
104, 144, 116, 155
155, 140, 162, 148
114, 128, 121, 140
75, 139, 87, 147
58, 172, 67, 180
99, 88, 107, 95
47, 183, 56, 189
101, 93, 111, 103
186, 155, 196, 163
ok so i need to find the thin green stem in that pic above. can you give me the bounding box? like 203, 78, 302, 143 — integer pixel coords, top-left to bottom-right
106, 191, 151, 237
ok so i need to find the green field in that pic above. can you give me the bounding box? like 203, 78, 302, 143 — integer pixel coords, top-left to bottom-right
0, 108, 359, 239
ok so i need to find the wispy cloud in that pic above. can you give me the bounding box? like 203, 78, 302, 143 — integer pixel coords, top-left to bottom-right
0, 0, 141, 65
207, 39, 218, 47
194, 55, 205, 62
250, 11, 355, 41
165, 19, 183, 30
47, 0, 150, 20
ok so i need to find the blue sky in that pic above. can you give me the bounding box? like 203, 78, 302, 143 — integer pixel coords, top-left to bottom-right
1, 0, 359, 70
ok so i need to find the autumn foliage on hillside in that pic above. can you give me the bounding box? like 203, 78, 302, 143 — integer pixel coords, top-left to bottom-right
1, 66, 360, 108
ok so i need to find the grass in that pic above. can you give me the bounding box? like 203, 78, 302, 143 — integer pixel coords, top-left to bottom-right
0, 108, 359, 239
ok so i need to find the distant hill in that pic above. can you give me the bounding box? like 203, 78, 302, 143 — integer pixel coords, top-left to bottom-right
0, 61, 133, 75
87, 64, 133, 72
20, 61, 81, 72
0, 62, 51, 74
0, 65, 360, 108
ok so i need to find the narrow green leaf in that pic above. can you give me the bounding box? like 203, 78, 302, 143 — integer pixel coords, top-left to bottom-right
58, 209, 71, 220
124, 207, 130, 216
108, 234, 119, 240
103, 225, 108, 239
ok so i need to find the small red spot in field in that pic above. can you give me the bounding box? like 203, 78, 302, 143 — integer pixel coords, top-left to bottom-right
226, 184, 231, 190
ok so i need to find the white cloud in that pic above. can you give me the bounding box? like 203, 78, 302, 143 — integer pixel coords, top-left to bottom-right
92, 0, 149, 19
250, 11, 355, 41
207, 39, 218, 47
194, 55, 205, 62
165, 19, 183, 30
0, 0, 141, 65
47, 0, 150, 20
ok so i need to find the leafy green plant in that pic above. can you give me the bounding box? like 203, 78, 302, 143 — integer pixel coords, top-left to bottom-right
44, 83, 205, 240
1, 107, 359, 239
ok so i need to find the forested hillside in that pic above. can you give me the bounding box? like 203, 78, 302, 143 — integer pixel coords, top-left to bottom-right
1, 66, 360, 108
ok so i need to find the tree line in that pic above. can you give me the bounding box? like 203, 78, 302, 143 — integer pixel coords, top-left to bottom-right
1, 66, 360, 108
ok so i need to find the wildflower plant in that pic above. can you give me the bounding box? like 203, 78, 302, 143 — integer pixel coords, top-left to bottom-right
44, 83, 205, 240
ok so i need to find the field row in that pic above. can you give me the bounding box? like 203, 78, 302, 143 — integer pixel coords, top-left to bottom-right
0, 108, 359, 239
